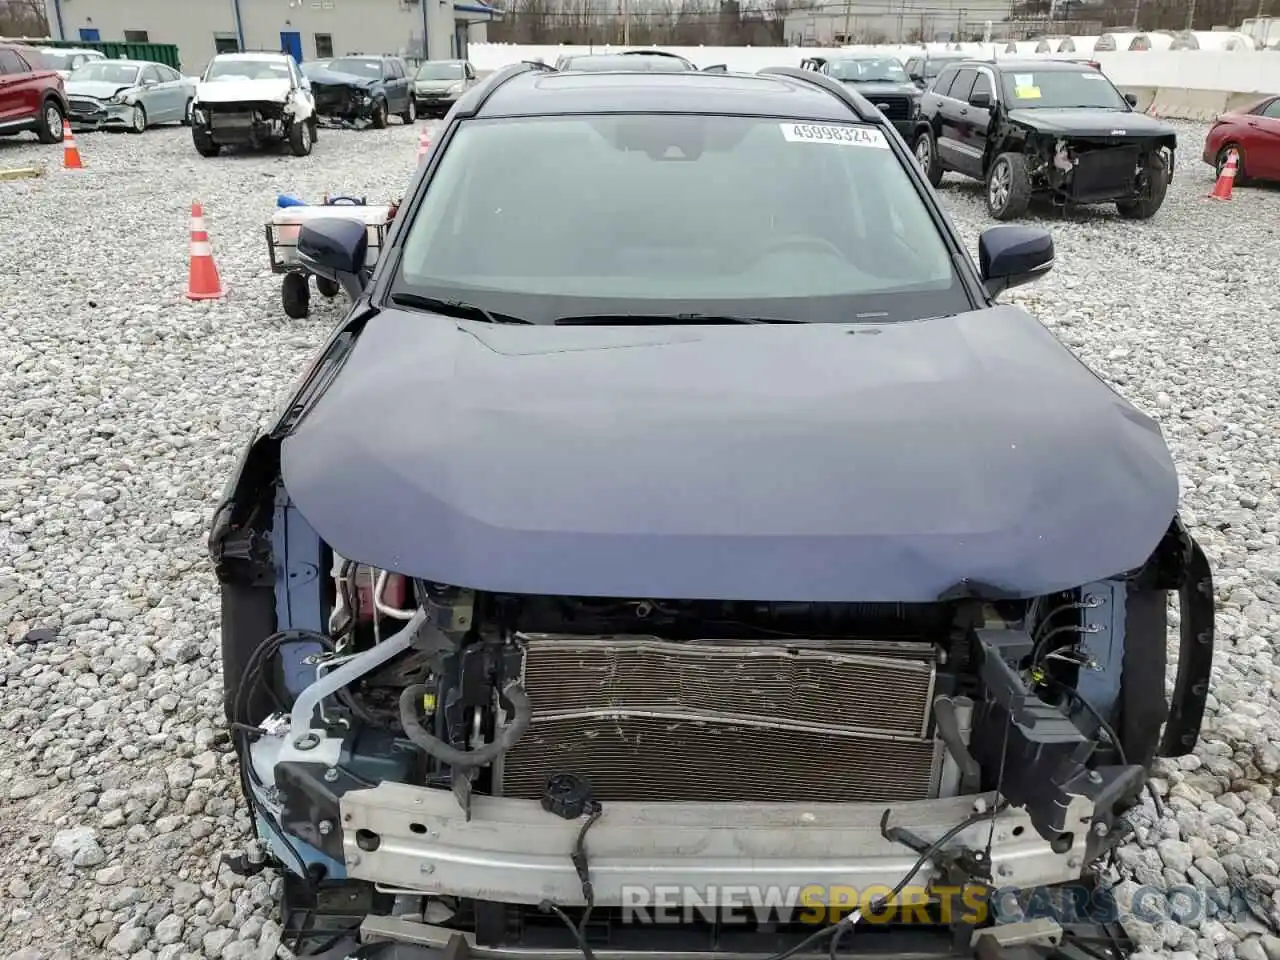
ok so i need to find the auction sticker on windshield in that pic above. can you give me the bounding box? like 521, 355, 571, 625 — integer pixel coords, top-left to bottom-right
781, 123, 888, 148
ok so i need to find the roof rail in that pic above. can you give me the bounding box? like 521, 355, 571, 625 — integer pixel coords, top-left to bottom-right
458, 58, 554, 118
756, 65, 875, 123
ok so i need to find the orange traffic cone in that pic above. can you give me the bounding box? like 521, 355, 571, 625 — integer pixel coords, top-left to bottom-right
186, 201, 225, 300
417, 128, 431, 163
1208, 150, 1237, 201
62, 120, 83, 169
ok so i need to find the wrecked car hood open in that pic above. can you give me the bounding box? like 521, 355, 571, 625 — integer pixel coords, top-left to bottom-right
1007, 108, 1176, 139
279, 305, 1179, 603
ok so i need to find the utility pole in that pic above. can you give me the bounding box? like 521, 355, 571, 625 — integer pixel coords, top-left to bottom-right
1130, 0, 1139, 30
843, 0, 853, 44
623, 0, 630, 45
1185, 0, 1195, 30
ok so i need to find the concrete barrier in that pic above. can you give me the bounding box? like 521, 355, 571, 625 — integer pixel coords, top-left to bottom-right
468, 43, 1280, 121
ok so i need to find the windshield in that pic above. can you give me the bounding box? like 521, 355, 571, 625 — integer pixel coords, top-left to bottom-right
563, 54, 692, 72
69, 61, 140, 85
417, 62, 464, 80
327, 57, 383, 78
301, 60, 330, 75
38, 50, 76, 70
205, 58, 291, 81
1001, 68, 1128, 109
393, 114, 965, 324
924, 58, 962, 78
829, 58, 909, 82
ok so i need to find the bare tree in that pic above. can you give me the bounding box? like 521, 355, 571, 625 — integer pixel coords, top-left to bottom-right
0, 0, 50, 37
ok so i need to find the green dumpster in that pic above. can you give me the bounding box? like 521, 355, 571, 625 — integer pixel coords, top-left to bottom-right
33, 38, 183, 71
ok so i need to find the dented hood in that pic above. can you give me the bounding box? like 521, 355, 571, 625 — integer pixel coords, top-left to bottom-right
280, 306, 1179, 603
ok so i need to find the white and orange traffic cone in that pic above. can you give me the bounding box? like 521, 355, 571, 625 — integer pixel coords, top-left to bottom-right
62, 120, 83, 169
1208, 150, 1237, 201
417, 128, 431, 163
186, 201, 225, 300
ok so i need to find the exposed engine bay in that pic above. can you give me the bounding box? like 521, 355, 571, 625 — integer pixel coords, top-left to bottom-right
216, 507, 1215, 960
1017, 132, 1174, 204
310, 82, 379, 127
196, 100, 296, 147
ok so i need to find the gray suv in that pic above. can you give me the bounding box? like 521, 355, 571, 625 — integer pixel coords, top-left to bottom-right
412, 58, 477, 116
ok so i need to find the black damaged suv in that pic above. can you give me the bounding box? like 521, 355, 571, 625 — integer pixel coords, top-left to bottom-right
913, 58, 1177, 220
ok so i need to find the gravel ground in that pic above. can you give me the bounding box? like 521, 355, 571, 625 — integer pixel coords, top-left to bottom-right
1, 117, 1279, 960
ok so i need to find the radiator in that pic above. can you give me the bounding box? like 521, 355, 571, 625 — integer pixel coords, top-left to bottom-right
496, 635, 942, 804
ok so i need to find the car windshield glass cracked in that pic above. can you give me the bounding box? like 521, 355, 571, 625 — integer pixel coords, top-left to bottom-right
1001, 69, 1129, 110
395, 114, 966, 324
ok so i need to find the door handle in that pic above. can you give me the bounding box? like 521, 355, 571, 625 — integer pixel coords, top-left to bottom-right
959, 107, 968, 115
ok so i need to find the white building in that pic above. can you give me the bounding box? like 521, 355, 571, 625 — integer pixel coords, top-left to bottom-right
785, 0, 1014, 45
40, 0, 500, 74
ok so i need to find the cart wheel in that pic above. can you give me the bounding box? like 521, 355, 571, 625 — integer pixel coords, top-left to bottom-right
282, 272, 310, 319
316, 277, 341, 298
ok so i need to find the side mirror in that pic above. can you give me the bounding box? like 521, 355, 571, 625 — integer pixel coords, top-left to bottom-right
297, 218, 370, 294
968, 90, 992, 109
1124, 92, 1138, 107
909, 71, 924, 84
978, 225, 1054, 296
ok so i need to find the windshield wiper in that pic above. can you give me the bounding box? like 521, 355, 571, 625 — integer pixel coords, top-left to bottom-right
554, 313, 803, 326
390, 293, 532, 324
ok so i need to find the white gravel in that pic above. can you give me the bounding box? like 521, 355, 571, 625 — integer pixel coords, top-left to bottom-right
2, 117, 1279, 960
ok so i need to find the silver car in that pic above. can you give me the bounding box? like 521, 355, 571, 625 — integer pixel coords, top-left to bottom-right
411, 59, 477, 116
66, 59, 198, 133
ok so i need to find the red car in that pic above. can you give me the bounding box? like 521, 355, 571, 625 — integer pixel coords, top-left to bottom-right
0, 42, 68, 144
1203, 94, 1280, 184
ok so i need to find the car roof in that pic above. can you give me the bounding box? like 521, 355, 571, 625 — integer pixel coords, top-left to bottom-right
967, 58, 1098, 71
475, 69, 860, 122
214, 52, 293, 62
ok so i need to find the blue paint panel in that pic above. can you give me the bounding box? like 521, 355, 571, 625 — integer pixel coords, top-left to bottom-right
78, 27, 101, 41
271, 489, 326, 700
280, 30, 303, 64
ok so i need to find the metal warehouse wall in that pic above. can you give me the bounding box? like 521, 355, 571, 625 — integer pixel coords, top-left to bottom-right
42, 0, 479, 73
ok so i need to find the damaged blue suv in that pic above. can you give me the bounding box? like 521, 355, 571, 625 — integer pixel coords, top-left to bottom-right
209, 60, 1215, 960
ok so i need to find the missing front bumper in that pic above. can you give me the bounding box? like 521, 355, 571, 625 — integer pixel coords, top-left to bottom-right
340, 786, 1098, 907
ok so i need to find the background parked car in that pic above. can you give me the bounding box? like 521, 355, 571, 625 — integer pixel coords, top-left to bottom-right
66, 59, 197, 132
1203, 94, 1280, 184
411, 59, 477, 117
0, 42, 69, 143
35, 47, 105, 80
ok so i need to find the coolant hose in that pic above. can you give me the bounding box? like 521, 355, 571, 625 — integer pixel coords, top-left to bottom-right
399, 681, 531, 768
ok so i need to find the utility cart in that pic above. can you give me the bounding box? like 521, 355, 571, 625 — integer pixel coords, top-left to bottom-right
265, 196, 396, 319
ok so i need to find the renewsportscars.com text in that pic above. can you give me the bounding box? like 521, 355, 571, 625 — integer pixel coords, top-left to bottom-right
619, 883, 1251, 927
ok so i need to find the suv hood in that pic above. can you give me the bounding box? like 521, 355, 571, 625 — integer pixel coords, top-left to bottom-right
196, 77, 292, 104
1008, 108, 1176, 139
306, 67, 376, 89
414, 78, 462, 92
840, 79, 919, 98
280, 305, 1179, 603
